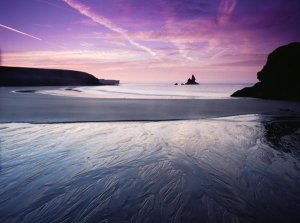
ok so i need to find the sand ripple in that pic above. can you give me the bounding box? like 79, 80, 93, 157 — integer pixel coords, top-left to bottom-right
0, 115, 300, 222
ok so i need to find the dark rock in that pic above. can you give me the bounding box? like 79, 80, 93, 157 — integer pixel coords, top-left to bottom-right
0, 66, 100, 86
65, 88, 82, 92
231, 42, 300, 100
174, 83, 178, 85
0, 49, 2, 66
185, 75, 199, 85
15, 90, 36, 93
263, 118, 300, 155
98, 79, 119, 85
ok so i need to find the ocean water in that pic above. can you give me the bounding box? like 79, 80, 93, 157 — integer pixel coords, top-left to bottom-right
0, 115, 300, 222
41, 83, 253, 99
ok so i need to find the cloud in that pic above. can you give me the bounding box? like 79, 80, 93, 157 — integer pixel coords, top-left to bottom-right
4, 50, 142, 64
217, 0, 238, 24
213, 59, 265, 67
0, 23, 42, 40
63, 0, 156, 56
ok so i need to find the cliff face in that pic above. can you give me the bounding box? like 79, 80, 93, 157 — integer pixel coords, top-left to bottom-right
0, 66, 100, 86
232, 42, 300, 100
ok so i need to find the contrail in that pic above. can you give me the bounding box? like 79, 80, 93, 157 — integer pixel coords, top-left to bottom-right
0, 23, 42, 41
63, 0, 156, 56
0, 23, 67, 50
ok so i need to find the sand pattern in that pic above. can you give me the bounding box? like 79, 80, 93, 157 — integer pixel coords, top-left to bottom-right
0, 116, 300, 222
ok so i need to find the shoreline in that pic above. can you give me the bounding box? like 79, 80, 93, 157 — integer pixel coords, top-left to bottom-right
1, 87, 300, 124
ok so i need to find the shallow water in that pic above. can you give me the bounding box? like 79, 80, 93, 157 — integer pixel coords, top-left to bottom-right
0, 115, 300, 222
40, 83, 252, 99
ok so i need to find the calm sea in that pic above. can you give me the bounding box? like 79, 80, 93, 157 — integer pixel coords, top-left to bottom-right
74, 83, 253, 99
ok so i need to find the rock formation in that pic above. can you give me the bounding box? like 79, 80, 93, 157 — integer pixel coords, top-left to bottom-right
185, 75, 199, 85
0, 66, 110, 86
232, 42, 300, 100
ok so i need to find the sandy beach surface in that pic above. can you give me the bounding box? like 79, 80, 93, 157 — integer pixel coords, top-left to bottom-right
1, 87, 300, 123
1, 115, 300, 222
1, 87, 300, 223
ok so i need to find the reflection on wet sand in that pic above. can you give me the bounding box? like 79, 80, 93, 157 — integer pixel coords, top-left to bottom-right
0, 115, 299, 223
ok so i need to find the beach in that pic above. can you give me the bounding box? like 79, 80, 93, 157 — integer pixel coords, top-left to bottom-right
2, 0, 300, 221
1, 116, 300, 222
1, 86, 300, 223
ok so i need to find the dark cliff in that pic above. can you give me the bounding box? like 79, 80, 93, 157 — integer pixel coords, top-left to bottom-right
0, 66, 100, 86
232, 42, 300, 100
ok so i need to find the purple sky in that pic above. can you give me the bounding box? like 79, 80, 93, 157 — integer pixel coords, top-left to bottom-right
0, 0, 299, 83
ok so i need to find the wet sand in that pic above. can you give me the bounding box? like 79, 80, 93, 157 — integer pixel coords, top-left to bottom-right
1, 87, 300, 123
0, 116, 300, 222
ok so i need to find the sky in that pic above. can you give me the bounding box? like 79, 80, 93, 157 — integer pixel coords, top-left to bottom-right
0, 0, 300, 83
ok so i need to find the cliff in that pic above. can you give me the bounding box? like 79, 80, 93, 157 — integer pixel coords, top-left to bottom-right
0, 66, 100, 86
231, 42, 300, 100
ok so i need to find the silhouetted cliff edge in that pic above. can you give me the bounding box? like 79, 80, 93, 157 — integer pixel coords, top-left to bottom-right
0, 66, 100, 86
231, 42, 300, 100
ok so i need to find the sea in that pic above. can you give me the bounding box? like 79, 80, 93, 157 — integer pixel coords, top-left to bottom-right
42, 83, 253, 99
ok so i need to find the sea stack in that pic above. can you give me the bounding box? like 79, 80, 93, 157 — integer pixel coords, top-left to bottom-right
231, 42, 300, 100
185, 75, 199, 85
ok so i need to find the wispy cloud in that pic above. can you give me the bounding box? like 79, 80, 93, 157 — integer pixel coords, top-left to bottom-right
0, 23, 42, 40
63, 0, 156, 56
4, 50, 142, 62
217, 0, 238, 24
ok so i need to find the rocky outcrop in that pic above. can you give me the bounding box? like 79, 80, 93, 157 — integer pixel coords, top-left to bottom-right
185, 75, 199, 85
98, 79, 119, 85
0, 66, 101, 86
232, 42, 300, 100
